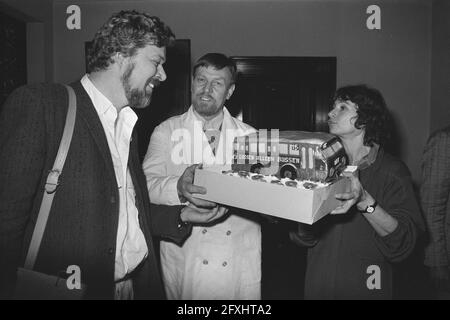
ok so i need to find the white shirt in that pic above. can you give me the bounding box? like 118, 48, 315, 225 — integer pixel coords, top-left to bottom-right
81, 75, 148, 285
143, 106, 261, 300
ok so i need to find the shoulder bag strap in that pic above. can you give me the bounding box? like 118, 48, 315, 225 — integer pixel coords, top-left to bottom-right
24, 85, 77, 270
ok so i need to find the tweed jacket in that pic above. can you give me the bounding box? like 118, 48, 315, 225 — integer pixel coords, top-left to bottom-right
422, 126, 450, 268
0, 82, 190, 299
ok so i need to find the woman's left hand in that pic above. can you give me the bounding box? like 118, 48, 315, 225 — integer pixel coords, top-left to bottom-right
331, 174, 366, 214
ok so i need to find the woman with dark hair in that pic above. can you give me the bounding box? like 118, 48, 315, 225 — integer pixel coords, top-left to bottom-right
294, 85, 424, 299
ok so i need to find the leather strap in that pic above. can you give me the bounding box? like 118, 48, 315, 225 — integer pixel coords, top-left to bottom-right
24, 85, 77, 270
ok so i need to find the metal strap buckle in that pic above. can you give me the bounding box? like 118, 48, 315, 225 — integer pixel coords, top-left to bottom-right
45, 169, 61, 194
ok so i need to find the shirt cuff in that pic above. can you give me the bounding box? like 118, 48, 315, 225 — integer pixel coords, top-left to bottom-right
165, 177, 184, 205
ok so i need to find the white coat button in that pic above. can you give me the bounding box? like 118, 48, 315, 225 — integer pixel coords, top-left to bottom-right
222, 261, 227, 267
226, 230, 231, 236
203, 259, 208, 265
202, 229, 207, 234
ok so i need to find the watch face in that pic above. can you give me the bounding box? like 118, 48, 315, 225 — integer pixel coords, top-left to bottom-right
367, 206, 375, 213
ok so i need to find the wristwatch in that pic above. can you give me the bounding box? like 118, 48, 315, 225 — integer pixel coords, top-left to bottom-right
358, 201, 378, 214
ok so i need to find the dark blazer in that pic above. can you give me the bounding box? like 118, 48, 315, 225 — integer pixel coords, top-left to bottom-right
0, 82, 190, 299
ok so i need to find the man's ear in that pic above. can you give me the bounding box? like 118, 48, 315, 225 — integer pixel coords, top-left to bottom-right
226, 84, 235, 100
112, 52, 126, 69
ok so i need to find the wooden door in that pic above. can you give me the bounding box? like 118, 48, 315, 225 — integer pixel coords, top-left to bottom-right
227, 56, 336, 299
228, 57, 336, 132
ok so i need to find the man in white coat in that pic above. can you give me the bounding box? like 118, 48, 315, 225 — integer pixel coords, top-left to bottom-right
143, 53, 261, 299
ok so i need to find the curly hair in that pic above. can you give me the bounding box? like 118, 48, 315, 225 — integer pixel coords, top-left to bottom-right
333, 85, 392, 147
193, 53, 237, 84
87, 10, 175, 72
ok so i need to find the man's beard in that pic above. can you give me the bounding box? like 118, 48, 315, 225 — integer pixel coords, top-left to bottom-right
193, 95, 222, 118
121, 63, 159, 109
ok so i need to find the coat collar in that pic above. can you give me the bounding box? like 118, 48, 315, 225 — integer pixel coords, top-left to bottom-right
179, 106, 253, 169
355, 143, 380, 171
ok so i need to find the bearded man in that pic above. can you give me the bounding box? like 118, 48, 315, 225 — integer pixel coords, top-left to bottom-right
0, 11, 225, 300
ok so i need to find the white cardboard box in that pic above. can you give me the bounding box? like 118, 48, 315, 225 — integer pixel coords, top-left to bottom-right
193, 168, 351, 224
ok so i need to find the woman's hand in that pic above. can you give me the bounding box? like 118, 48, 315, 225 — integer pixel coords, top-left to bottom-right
331, 174, 365, 214
331, 174, 398, 236
289, 223, 318, 247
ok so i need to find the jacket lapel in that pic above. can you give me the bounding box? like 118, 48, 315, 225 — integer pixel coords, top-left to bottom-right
184, 107, 206, 165
127, 133, 150, 233
214, 108, 237, 167
209, 107, 252, 170
70, 81, 117, 185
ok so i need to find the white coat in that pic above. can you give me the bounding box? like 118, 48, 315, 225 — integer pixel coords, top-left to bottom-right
143, 106, 261, 299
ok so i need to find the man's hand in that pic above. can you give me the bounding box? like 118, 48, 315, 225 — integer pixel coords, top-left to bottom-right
180, 203, 229, 225
429, 266, 450, 291
177, 164, 216, 208
331, 174, 365, 214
